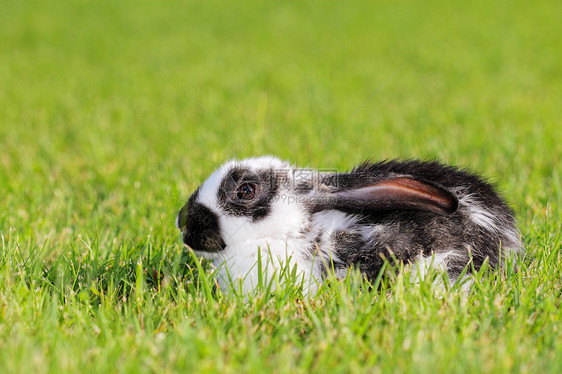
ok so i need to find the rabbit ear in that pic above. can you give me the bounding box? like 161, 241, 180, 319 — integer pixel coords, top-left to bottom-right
312, 177, 458, 215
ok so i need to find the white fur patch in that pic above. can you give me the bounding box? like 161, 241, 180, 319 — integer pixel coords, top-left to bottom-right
467, 205, 497, 230
196, 168, 225, 209
410, 251, 474, 291
411, 251, 455, 282
458, 194, 498, 232
311, 210, 358, 233
210, 239, 321, 296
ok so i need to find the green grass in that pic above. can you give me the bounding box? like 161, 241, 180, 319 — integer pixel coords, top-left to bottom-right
1, 0, 561, 372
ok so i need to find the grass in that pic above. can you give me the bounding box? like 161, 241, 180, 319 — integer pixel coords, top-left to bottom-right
0, 0, 561, 372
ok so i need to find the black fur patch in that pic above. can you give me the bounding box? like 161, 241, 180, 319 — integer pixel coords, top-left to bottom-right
216, 167, 280, 222
179, 191, 225, 252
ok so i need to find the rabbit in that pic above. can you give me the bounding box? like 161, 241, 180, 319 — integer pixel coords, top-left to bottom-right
176, 156, 521, 294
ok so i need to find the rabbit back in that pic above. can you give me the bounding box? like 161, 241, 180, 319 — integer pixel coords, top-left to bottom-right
316, 160, 520, 281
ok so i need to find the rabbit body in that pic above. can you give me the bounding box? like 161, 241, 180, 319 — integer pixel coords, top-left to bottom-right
177, 156, 520, 293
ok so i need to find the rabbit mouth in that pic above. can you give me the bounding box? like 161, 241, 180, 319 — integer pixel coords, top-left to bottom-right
182, 230, 226, 253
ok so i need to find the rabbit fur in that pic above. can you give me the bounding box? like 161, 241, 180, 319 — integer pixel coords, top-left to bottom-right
176, 156, 521, 294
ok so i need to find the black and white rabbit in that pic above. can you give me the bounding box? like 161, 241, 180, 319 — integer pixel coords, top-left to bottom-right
176, 156, 521, 294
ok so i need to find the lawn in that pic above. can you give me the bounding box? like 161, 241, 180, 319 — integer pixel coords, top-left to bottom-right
0, 0, 561, 373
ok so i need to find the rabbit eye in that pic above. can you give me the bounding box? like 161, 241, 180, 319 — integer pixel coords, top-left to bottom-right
236, 183, 257, 201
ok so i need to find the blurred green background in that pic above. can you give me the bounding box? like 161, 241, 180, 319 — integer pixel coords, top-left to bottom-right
2, 1, 560, 240
0, 1, 561, 372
